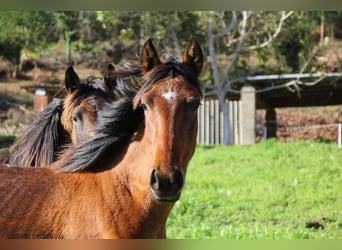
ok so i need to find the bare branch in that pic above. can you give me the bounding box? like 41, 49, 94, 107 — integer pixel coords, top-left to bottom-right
214, 11, 236, 39
223, 11, 248, 81
208, 12, 223, 93
242, 11, 294, 51
203, 90, 220, 96
295, 74, 326, 86
224, 11, 252, 47
298, 46, 319, 75
221, 73, 331, 97
252, 74, 327, 98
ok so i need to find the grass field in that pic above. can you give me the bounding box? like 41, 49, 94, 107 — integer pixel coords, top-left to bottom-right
166, 139, 342, 239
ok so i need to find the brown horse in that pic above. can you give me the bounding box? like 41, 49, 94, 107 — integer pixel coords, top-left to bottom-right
8, 66, 116, 167
0, 37, 203, 239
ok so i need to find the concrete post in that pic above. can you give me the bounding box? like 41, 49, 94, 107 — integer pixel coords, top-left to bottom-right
34, 87, 49, 114
240, 86, 255, 145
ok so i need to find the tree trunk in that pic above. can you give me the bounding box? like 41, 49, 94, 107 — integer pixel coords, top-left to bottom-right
208, 13, 231, 145
218, 93, 231, 145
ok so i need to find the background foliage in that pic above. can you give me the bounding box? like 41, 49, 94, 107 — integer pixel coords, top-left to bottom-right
0, 11, 341, 77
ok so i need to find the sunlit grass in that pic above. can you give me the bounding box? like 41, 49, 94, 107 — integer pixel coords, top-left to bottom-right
167, 139, 342, 239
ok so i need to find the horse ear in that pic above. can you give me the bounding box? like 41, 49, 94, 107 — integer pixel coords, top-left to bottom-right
107, 63, 115, 71
183, 37, 203, 76
141, 39, 161, 74
104, 64, 116, 89
65, 66, 80, 93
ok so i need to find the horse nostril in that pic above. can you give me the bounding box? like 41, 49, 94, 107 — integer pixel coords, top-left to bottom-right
150, 169, 159, 190
171, 170, 184, 189
149, 169, 184, 202
150, 169, 184, 191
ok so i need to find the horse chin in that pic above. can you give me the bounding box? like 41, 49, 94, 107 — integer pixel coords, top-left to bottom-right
152, 191, 181, 202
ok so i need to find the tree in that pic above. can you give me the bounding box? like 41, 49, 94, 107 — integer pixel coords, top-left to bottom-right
205, 11, 294, 144
0, 12, 31, 65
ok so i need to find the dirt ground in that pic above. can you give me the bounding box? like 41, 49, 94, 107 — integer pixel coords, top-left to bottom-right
256, 106, 342, 143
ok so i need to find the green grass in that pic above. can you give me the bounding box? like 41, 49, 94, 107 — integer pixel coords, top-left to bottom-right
166, 139, 342, 239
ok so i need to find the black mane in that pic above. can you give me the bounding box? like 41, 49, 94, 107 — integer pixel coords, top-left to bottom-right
9, 98, 70, 167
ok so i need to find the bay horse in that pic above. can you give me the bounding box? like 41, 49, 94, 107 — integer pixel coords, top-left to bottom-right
8, 66, 117, 167
0, 37, 203, 239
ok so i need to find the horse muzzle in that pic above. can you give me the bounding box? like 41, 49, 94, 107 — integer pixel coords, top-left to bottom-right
149, 169, 184, 202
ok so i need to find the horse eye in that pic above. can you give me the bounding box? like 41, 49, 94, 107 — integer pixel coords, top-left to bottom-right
189, 99, 201, 111
140, 103, 149, 111
87, 98, 97, 108
72, 113, 82, 123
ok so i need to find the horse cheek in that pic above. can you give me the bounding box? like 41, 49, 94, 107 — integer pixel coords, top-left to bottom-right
183, 113, 198, 166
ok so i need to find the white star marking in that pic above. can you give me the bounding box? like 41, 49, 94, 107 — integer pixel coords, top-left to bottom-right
162, 89, 176, 102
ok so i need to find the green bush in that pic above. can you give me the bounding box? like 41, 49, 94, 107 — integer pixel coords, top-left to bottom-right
0, 135, 15, 148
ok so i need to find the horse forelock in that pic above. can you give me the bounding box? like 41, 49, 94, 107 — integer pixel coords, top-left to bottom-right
84, 76, 106, 92
133, 61, 202, 108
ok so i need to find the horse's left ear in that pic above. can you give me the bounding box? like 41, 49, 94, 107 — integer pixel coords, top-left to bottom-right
65, 66, 80, 94
141, 38, 161, 74
183, 37, 203, 76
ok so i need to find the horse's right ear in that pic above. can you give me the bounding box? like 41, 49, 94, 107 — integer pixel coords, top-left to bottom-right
141, 39, 161, 74
65, 66, 80, 93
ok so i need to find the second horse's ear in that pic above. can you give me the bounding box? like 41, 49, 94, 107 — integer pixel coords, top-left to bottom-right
183, 37, 203, 76
65, 66, 80, 93
107, 64, 115, 71
141, 38, 161, 74
104, 64, 117, 89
